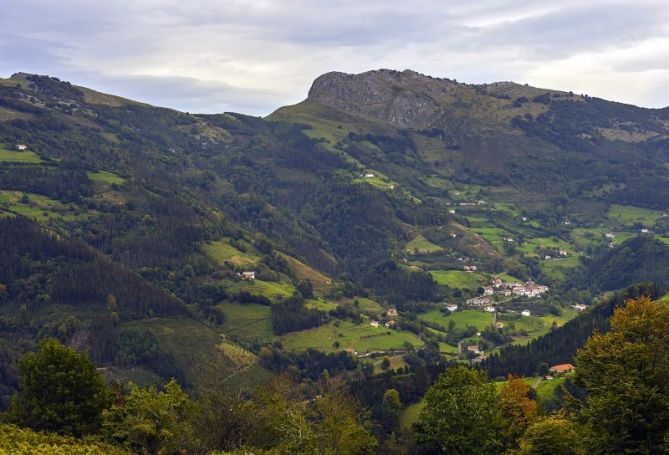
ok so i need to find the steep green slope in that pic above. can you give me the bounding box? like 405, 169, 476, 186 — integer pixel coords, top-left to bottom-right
1, 69, 668, 405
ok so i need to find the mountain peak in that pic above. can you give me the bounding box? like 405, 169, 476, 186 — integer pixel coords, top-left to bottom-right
307, 69, 459, 128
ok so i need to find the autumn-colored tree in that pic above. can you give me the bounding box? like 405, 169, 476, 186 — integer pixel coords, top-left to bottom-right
415, 365, 499, 454
498, 374, 538, 452
518, 414, 582, 455
575, 296, 669, 454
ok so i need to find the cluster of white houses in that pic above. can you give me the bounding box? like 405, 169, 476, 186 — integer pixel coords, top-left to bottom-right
462, 279, 549, 309
488, 278, 549, 298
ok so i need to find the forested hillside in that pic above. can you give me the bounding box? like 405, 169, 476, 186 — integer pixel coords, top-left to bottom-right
0, 69, 668, 425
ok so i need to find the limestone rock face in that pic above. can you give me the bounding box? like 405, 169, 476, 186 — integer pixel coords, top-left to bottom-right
307, 69, 459, 129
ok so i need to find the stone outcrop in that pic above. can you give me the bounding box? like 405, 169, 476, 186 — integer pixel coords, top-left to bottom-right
307, 69, 459, 129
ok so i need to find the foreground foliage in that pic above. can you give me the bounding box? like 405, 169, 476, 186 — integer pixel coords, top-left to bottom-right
575, 296, 669, 454
0, 423, 128, 454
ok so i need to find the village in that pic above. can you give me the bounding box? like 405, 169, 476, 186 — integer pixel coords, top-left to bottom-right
463, 278, 550, 312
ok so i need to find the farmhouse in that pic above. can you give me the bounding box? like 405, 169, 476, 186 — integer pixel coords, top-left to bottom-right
449, 209, 456, 214
549, 363, 575, 374
363, 173, 375, 178
559, 249, 568, 256
483, 286, 494, 296
445, 304, 458, 312
15, 143, 28, 151
467, 345, 481, 355
484, 306, 495, 313
370, 320, 380, 328
387, 308, 398, 317
463, 265, 477, 272
521, 310, 531, 317
573, 304, 587, 311
604, 232, 615, 239
239, 271, 256, 280
466, 296, 491, 307
385, 320, 396, 328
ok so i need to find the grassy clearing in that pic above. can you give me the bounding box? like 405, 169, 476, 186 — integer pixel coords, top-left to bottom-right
406, 234, 444, 253
608, 204, 663, 226
540, 256, 581, 279
281, 320, 423, 353
337, 297, 385, 316
87, 170, 125, 185
305, 298, 338, 312
0, 190, 92, 222
371, 354, 408, 373
219, 302, 274, 342
203, 239, 261, 268
400, 400, 426, 428
0, 148, 42, 163
277, 252, 334, 294
570, 227, 606, 249
429, 270, 487, 289
518, 236, 573, 257
225, 278, 296, 299
420, 309, 493, 331
353, 174, 398, 191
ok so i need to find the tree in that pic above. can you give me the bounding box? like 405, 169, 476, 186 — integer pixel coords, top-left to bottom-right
379, 389, 401, 433
102, 379, 196, 454
381, 357, 391, 371
297, 280, 315, 299
415, 365, 499, 454
308, 386, 377, 455
498, 374, 538, 452
518, 414, 582, 455
7, 338, 111, 436
574, 296, 669, 454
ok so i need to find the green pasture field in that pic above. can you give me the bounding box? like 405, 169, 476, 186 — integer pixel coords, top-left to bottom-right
429, 270, 487, 289
280, 320, 423, 354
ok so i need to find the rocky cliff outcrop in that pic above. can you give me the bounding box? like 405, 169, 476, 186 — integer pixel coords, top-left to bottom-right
307, 69, 459, 129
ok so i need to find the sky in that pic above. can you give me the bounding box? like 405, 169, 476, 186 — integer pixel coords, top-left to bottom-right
1, 0, 668, 116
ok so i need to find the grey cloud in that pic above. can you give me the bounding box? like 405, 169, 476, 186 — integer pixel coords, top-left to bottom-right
471, 2, 669, 59
1, 0, 669, 112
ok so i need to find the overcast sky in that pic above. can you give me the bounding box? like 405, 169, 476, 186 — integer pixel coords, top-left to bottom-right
1, 0, 668, 115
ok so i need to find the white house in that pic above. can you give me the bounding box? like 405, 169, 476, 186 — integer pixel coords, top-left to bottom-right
449, 209, 456, 214
364, 173, 375, 178
484, 306, 495, 313
559, 249, 568, 256
521, 310, 531, 317
239, 271, 256, 281
16, 144, 28, 151
387, 308, 398, 317
446, 304, 458, 312
483, 287, 494, 296
573, 304, 587, 311
604, 232, 616, 239
370, 320, 380, 328
641, 228, 650, 233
